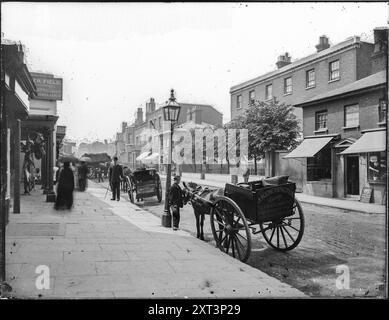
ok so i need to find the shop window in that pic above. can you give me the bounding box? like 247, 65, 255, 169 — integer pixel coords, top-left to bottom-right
315, 110, 327, 130
368, 152, 386, 183
378, 99, 387, 123
307, 146, 332, 181
344, 104, 359, 127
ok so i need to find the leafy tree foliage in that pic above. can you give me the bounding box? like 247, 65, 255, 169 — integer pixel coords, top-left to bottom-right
226, 98, 300, 160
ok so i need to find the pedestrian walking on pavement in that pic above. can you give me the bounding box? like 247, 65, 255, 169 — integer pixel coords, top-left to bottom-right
78, 161, 89, 191
168, 175, 184, 230
109, 156, 124, 201
54, 161, 75, 210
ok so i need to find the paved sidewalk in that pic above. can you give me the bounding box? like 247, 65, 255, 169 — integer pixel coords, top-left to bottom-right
5, 186, 305, 298
166, 172, 386, 214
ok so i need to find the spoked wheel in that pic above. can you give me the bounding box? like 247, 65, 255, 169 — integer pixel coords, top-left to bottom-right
156, 179, 162, 203
259, 199, 304, 251
210, 196, 252, 262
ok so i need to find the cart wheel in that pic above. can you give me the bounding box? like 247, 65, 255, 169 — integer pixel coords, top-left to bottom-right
156, 181, 162, 202
210, 196, 252, 262
259, 199, 304, 252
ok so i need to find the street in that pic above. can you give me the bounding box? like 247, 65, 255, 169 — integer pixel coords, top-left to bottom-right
95, 178, 386, 297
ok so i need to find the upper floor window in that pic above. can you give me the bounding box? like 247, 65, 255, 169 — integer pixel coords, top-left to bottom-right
329, 60, 340, 81
315, 110, 327, 131
284, 77, 292, 94
306, 69, 315, 88
344, 104, 359, 127
265, 84, 273, 100
379, 98, 387, 123
237, 95, 242, 109
158, 116, 162, 128
249, 90, 255, 104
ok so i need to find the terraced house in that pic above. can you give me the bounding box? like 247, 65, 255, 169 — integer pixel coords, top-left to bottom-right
230, 27, 387, 203
115, 97, 223, 172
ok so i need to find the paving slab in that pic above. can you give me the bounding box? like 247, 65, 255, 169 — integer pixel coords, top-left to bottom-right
4, 186, 306, 298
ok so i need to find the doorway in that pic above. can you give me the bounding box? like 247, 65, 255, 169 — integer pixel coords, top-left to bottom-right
346, 156, 359, 195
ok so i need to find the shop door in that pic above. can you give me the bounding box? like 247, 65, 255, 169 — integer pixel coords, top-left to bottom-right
346, 156, 359, 195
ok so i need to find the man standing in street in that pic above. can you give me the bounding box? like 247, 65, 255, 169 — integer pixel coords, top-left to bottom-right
168, 175, 184, 230
109, 156, 123, 201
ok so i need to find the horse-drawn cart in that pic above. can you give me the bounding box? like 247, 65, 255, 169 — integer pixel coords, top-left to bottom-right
183, 176, 304, 262
126, 168, 163, 203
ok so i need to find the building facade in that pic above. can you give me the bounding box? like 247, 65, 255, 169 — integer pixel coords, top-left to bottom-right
230, 34, 377, 124
284, 28, 387, 203
115, 97, 223, 171
230, 27, 387, 203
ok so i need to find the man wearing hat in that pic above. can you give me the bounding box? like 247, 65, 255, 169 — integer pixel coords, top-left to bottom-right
168, 175, 184, 230
109, 156, 124, 201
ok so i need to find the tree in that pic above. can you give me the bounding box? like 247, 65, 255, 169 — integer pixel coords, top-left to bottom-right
245, 99, 300, 157
226, 99, 301, 174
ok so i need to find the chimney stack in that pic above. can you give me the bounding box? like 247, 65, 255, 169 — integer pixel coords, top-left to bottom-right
276, 52, 292, 69
373, 27, 388, 55
136, 107, 143, 124
315, 35, 330, 52
146, 97, 156, 114
121, 122, 127, 133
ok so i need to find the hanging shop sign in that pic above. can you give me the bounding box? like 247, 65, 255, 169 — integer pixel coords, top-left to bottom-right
31, 73, 63, 101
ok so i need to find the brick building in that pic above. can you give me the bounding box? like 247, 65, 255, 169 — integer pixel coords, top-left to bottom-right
284, 28, 387, 204
115, 97, 223, 171
230, 34, 378, 124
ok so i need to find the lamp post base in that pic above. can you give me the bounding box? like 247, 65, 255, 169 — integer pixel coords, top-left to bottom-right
161, 210, 172, 228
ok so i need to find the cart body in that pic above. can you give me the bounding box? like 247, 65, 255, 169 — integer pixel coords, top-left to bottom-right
127, 168, 162, 203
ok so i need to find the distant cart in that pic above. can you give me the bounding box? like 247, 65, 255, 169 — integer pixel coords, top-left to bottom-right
183, 177, 304, 262
126, 168, 162, 203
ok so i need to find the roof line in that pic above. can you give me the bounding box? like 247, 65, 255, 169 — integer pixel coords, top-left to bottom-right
230, 38, 366, 93
297, 82, 385, 108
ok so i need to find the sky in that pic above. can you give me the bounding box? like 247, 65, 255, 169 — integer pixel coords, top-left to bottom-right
2, 2, 388, 142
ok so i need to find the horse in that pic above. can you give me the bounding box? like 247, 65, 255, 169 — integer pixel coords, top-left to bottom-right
182, 181, 224, 241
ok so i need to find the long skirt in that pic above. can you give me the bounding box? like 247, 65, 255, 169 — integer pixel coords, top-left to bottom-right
55, 188, 73, 210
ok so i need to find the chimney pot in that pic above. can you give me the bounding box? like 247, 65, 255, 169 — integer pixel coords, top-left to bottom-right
276, 52, 292, 69
316, 35, 330, 52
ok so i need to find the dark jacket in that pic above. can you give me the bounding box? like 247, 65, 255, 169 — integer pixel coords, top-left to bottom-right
168, 183, 184, 208
109, 164, 124, 183
78, 164, 89, 179
57, 167, 75, 191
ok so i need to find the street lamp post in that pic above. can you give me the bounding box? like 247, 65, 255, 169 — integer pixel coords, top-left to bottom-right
161, 89, 181, 228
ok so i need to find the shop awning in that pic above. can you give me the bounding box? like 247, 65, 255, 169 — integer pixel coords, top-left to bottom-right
142, 153, 160, 164
340, 130, 386, 155
284, 136, 334, 158
136, 151, 150, 161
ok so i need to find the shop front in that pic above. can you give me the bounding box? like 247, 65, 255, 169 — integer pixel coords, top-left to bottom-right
340, 128, 386, 204
284, 134, 339, 198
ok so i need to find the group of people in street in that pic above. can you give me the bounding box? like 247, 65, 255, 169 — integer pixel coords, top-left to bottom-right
49, 155, 189, 233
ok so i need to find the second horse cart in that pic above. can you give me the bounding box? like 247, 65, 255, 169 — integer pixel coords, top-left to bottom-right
183, 176, 304, 262
126, 168, 163, 203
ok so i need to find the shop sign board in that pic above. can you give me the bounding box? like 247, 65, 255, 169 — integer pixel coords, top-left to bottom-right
31, 73, 63, 101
